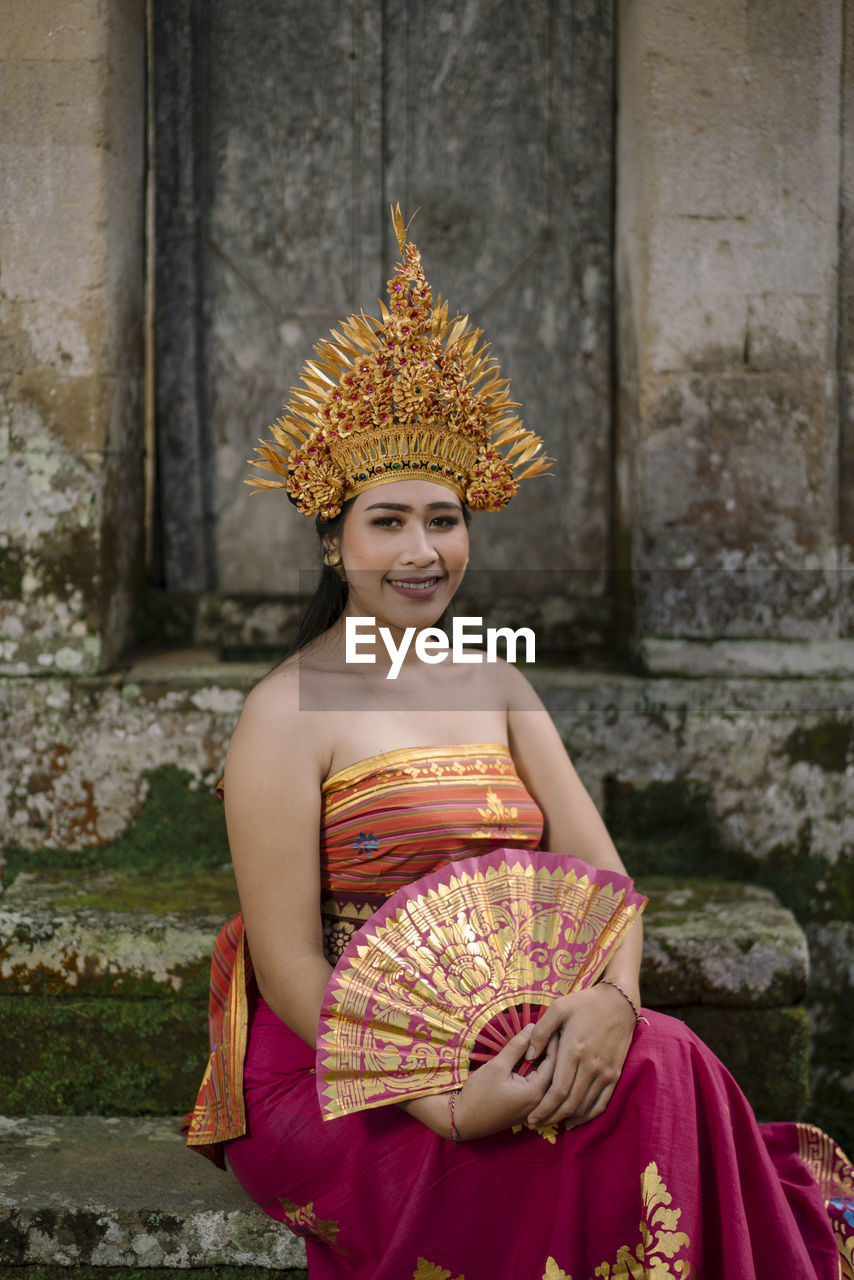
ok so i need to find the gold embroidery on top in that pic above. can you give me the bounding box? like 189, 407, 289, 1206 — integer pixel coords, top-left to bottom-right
471, 788, 520, 838
322, 743, 513, 792
542, 1161, 693, 1280
398, 759, 509, 782
412, 1259, 464, 1280
278, 1198, 339, 1245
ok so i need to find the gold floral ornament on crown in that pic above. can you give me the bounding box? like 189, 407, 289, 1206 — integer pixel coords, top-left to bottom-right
246, 205, 554, 517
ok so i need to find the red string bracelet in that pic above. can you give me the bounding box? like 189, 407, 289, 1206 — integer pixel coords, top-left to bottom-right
598, 978, 649, 1025
449, 1088, 461, 1143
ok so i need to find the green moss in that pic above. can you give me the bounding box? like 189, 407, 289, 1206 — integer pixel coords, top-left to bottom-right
47, 866, 239, 916
806, 1084, 854, 1160
37, 524, 102, 616
804, 986, 854, 1155
604, 776, 854, 923
669, 1005, 810, 1121
604, 777, 740, 878
3, 766, 230, 886
0, 996, 208, 1115
639, 875, 755, 925
784, 719, 853, 772
605, 775, 852, 1137
0, 545, 25, 599
761, 830, 854, 925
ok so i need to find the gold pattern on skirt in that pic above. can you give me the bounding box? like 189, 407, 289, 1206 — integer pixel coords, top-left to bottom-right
512, 1120, 559, 1144
412, 1260, 464, 1280
408, 1164, 693, 1280
541, 1161, 693, 1279
796, 1122, 854, 1278
277, 1198, 340, 1246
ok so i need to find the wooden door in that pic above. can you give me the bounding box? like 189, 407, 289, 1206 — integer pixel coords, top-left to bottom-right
153, 0, 615, 645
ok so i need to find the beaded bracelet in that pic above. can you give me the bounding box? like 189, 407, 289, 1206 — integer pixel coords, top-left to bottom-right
449, 1088, 461, 1143
598, 978, 649, 1025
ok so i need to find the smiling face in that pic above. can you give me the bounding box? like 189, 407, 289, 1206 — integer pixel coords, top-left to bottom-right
329, 479, 470, 632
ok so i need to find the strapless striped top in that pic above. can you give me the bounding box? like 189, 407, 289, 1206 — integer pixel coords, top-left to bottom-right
319, 743, 543, 962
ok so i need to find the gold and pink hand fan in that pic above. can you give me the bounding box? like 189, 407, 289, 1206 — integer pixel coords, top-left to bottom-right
316, 848, 646, 1119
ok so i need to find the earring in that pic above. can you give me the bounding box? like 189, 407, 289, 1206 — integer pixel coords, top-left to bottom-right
323, 546, 347, 581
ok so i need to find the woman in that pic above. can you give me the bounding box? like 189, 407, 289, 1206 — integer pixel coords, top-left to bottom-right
185, 209, 853, 1279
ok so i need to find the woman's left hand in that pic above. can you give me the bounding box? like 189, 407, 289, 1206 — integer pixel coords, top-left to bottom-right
522, 984, 637, 1131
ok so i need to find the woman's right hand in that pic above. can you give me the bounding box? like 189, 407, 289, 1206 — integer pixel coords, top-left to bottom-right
453, 1026, 558, 1140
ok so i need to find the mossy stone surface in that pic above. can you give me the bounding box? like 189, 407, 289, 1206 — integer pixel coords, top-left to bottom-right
607, 774, 853, 1141
0, 997, 207, 1115
784, 718, 854, 773
1, 993, 809, 1125
0, 1270, 307, 1279
0, 867, 235, 999
3, 861, 808, 1008
640, 877, 808, 1007
605, 776, 730, 878
605, 775, 854, 925
0, 1116, 306, 1270
0, 767, 237, 1000
2, 766, 231, 887
669, 1005, 811, 1121
802, 977, 854, 1155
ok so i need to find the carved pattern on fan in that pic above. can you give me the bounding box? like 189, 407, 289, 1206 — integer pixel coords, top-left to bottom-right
317, 849, 646, 1119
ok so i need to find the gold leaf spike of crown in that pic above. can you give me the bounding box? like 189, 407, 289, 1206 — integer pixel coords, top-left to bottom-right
247, 204, 553, 517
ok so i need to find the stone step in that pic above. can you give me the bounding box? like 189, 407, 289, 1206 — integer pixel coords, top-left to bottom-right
0, 866, 237, 1000
0, 869, 808, 1007
0, 1115, 306, 1272
0, 868, 813, 1120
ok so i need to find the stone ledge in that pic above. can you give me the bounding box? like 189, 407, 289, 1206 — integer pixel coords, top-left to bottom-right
640, 877, 808, 1007
640, 637, 854, 677
5, 662, 854, 859
0, 870, 809, 1008
0, 1116, 305, 1270
0, 869, 236, 998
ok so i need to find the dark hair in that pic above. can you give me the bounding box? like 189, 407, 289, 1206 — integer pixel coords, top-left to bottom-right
289, 496, 472, 655
290, 505, 352, 653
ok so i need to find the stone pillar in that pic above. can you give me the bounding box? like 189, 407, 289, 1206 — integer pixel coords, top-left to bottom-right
840, 0, 854, 583
616, 0, 844, 657
0, 1, 145, 675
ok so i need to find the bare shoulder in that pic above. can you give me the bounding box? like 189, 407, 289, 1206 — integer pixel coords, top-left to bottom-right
226, 660, 330, 788
486, 655, 546, 714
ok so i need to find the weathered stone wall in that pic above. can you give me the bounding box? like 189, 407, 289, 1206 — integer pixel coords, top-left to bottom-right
4, 663, 854, 869
841, 0, 854, 563
609, 3, 854, 1144
1, 0, 852, 1169
0, 1, 145, 676
616, 0, 845, 642
1, 660, 851, 1144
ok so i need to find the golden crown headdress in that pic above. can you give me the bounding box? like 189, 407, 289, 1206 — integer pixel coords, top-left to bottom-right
247, 206, 553, 518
